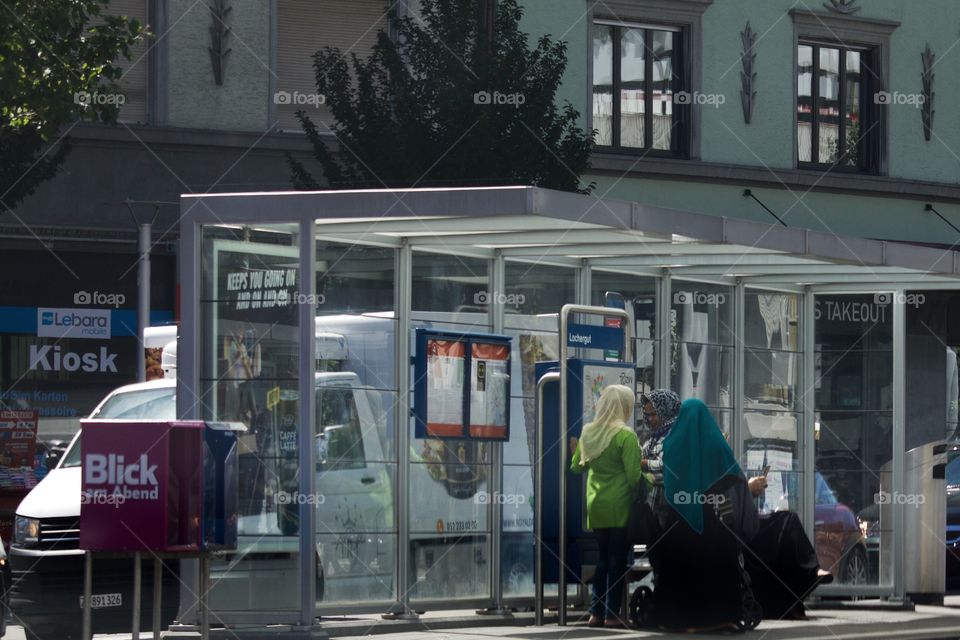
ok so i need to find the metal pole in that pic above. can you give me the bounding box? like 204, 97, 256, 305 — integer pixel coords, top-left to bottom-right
801, 288, 817, 544
153, 558, 162, 639
657, 273, 672, 390
535, 371, 560, 626
385, 240, 417, 619
558, 304, 631, 625
132, 552, 142, 640
200, 553, 209, 640
892, 290, 906, 602
733, 281, 745, 459
138, 222, 151, 382
481, 250, 510, 615
83, 552, 93, 640
298, 218, 317, 627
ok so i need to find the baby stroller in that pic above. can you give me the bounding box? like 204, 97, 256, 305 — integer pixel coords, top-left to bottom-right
628, 482, 763, 632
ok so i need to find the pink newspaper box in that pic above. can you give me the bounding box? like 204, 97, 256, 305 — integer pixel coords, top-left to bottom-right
80, 421, 204, 552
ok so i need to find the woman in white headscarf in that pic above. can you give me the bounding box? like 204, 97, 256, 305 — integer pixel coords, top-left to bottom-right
569, 384, 644, 628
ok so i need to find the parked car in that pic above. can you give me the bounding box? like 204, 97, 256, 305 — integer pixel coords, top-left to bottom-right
813, 471, 869, 584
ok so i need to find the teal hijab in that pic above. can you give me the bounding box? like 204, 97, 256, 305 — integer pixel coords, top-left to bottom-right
662, 399, 742, 534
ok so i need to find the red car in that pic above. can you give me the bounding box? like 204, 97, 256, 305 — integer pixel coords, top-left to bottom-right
813, 472, 869, 584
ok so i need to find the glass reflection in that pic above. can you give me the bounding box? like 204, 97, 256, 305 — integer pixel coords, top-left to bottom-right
593, 24, 614, 146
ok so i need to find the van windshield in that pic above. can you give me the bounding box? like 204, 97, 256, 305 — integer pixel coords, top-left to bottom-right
61, 386, 177, 468
90, 387, 176, 420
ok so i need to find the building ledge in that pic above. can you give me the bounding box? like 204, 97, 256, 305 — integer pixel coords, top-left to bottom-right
589, 154, 960, 204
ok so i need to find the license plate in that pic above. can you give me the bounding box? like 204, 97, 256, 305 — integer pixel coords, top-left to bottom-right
79, 593, 122, 609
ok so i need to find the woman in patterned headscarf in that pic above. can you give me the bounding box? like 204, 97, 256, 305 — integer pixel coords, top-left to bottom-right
639, 389, 682, 511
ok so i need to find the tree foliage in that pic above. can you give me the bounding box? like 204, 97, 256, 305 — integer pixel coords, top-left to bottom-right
290, 0, 595, 193
1, 0, 146, 211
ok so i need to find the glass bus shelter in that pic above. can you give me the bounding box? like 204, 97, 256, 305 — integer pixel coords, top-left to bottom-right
177, 186, 960, 628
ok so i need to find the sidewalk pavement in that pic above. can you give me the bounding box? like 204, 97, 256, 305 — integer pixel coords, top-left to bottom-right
7, 599, 960, 639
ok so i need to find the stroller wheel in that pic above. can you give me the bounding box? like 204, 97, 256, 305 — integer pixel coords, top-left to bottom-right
629, 586, 654, 628
735, 596, 763, 632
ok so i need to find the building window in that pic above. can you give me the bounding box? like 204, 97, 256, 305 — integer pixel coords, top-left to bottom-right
797, 43, 880, 172
593, 21, 685, 155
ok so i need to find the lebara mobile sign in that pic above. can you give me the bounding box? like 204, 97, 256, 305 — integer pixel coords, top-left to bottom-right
80, 421, 203, 552
37, 307, 111, 340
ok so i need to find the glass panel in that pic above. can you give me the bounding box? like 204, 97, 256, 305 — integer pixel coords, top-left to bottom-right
590, 271, 658, 395
593, 24, 614, 146
798, 45, 813, 163
744, 293, 800, 351
620, 27, 645, 148
311, 238, 400, 605
744, 411, 801, 510
410, 536, 490, 600
843, 51, 861, 167
818, 47, 841, 164
316, 242, 394, 314
316, 533, 395, 603
651, 29, 674, 151
745, 350, 800, 411
671, 283, 734, 346
412, 252, 489, 316
670, 344, 734, 409
501, 464, 534, 597
815, 294, 893, 587
504, 261, 576, 318
201, 223, 301, 611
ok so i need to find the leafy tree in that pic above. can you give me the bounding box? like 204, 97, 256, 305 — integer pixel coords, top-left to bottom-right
289, 0, 595, 193
1, 0, 146, 211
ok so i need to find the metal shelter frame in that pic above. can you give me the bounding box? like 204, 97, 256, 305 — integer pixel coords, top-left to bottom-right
178, 185, 960, 628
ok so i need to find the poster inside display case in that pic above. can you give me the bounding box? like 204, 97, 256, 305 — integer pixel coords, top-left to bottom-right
414, 329, 511, 441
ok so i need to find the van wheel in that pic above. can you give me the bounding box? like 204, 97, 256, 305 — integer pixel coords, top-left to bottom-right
317, 557, 325, 602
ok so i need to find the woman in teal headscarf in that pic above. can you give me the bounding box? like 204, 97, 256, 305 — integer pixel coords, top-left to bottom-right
569, 384, 644, 628
654, 399, 828, 626
652, 398, 760, 631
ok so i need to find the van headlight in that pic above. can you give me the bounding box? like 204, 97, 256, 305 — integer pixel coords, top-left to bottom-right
14, 516, 40, 548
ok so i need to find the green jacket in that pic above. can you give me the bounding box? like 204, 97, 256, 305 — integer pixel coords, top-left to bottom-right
570, 429, 644, 529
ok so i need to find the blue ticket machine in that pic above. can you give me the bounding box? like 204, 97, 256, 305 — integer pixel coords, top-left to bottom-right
537, 359, 636, 584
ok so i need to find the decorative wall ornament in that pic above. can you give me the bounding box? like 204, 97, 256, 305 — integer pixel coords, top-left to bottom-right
823, 0, 861, 14
208, 0, 233, 86
740, 22, 757, 124
921, 44, 935, 141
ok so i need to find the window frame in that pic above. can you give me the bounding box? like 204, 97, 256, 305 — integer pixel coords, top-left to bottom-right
592, 20, 688, 157
796, 41, 879, 174
587, 0, 710, 161
791, 9, 898, 176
